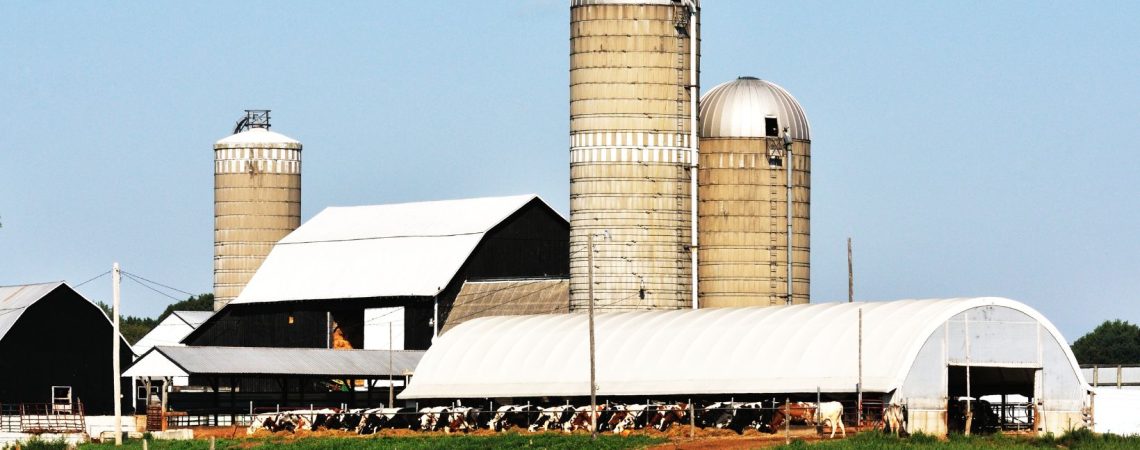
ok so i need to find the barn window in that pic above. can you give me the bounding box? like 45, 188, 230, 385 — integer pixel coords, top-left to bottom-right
765, 117, 779, 137
287, 315, 295, 325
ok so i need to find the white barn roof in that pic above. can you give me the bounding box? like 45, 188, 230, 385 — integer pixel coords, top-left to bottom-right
234, 194, 548, 304
400, 297, 1084, 399
131, 310, 214, 355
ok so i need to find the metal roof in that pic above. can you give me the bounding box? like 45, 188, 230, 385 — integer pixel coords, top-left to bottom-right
131, 311, 214, 355
442, 279, 569, 334
172, 311, 214, 328
0, 281, 133, 352
700, 77, 811, 141
214, 127, 300, 147
400, 297, 1082, 399
233, 194, 554, 305
0, 282, 63, 341
124, 346, 424, 378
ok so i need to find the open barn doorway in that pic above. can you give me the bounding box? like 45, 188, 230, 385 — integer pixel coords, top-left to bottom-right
947, 365, 1036, 434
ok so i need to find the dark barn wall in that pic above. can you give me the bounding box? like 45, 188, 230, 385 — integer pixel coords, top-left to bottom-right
0, 286, 133, 415
185, 300, 390, 349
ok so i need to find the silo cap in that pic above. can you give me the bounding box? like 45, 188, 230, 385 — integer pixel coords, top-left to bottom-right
700, 77, 811, 141
215, 127, 301, 147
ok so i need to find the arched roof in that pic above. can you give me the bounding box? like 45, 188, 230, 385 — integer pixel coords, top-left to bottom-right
400, 298, 1084, 399
700, 77, 811, 141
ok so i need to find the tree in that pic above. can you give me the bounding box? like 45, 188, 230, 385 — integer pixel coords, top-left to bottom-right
1070, 320, 1140, 365
96, 293, 214, 345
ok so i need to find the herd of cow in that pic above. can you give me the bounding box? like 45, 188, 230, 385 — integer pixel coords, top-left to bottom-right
247, 400, 878, 438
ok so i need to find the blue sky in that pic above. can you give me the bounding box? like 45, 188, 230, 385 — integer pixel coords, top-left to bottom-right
1, 1, 1136, 341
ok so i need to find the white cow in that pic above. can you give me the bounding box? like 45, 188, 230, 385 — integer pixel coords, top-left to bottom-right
816, 401, 845, 438
884, 403, 906, 436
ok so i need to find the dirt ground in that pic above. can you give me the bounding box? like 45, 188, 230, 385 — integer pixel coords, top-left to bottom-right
185, 424, 867, 449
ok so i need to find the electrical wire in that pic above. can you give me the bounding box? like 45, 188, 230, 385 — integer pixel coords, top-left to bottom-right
120, 270, 197, 297
74, 270, 112, 288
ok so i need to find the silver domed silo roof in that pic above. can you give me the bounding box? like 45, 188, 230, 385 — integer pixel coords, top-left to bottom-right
700, 77, 811, 141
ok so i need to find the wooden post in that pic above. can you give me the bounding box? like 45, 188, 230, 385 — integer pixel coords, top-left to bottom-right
161, 377, 170, 431
857, 307, 863, 427
965, 313, 973, 436
588, 233, 598, 440
209, 436, 215, 450
689, 401, 695, 440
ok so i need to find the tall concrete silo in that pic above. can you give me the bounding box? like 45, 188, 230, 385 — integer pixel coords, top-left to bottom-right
213, 110, 301, 311
569, 0, 700, 311
697, 77, 810, 307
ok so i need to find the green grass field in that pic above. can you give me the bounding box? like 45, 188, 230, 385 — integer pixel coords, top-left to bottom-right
774, 429, 1140, 450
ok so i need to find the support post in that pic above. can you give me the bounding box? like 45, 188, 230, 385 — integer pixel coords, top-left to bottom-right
687, 2, 700, 310
389, 322, 395, 408
965, 312, 973, 435
785, 397, 790, 445
112, 262, 122, 446
857, 307, 863, 427
433, 297, 439, 340
587, 233, 598, 440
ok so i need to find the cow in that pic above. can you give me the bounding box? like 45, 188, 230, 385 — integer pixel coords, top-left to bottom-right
648, 403, 688, 431
530, 405, 576, 432
444, 406, 474, 433
419, 406, 451, 432
564, 405, 604, 433
611, 404, 659, 433
816, 401, 845, 438
724, 403, 769, 434
884, 403, 906, 436
488, 404, 533, 431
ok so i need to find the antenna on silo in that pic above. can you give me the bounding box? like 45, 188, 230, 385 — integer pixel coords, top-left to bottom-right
233, 109, 271, 134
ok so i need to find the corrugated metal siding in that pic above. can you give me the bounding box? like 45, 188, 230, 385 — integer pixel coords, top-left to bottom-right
151, 346, 424, 377
442, 279, 570, 334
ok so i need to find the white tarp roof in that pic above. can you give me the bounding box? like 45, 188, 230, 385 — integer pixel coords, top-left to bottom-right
400, 297, 1081, 399
131, 311, 214, 355
234, 194, 544, 304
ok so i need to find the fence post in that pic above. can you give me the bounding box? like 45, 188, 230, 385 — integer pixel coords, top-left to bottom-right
785, 397, 790, 445
209, 436, 215, 450
689, 401, 695, 440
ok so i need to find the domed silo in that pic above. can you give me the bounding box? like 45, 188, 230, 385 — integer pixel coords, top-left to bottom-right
569, 0, 700, 312
697, 77, 810, 307
213, 110, 302, 311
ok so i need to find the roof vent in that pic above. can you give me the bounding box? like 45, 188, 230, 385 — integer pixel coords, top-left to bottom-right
233, 110, 271, 134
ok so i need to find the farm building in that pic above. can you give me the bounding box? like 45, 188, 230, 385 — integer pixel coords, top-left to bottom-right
400, 297, 1090, 436
0, 282, 133, 415
131, 311, 213, 356
184, 194, 568, 351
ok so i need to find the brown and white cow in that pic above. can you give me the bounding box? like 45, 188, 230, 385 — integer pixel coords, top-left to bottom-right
648, 403, 688, 431
884, 403, 906, 436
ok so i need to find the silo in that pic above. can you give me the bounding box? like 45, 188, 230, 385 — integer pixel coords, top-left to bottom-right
569, 0, 699, 311
213, 110, 302, 311
697, 77, 810, 307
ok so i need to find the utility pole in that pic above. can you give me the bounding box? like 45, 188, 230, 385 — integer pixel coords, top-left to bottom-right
388, 322, 394, 408
587, 234, 598, 440
848, 238, 854, 303
112, 262, 122, 446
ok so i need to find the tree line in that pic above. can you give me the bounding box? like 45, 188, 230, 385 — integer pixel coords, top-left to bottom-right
96, 293, 213, 344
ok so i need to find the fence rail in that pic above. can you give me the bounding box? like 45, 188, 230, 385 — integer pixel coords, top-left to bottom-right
0, 402, 86, 433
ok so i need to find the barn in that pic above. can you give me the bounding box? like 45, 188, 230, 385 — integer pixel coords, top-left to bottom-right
184, 194, 568, 351
0, 282, 133, 415
399, 297, 1090, 436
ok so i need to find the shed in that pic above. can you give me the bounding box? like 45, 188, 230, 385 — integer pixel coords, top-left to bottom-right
131, 311, 213, 355
0, 282, 133, 415
400, 297, 1089, 436
185, 194, 569, 350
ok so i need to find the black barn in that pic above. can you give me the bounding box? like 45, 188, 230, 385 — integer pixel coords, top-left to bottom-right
0, 282, 133, 415
186, 194, 568, 350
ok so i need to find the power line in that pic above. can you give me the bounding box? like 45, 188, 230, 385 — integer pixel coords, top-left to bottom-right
121, 273, 183, 302
74, 270, 111, 288
120, 270, 197, 297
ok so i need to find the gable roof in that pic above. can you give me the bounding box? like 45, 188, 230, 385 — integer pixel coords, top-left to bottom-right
233, 194, 557, 305
131, 311, 215, 355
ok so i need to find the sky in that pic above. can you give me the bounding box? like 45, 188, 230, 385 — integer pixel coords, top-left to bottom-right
1, 1, 1137, 342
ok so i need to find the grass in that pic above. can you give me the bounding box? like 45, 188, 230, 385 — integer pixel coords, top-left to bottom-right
773, 429, 1140, 449
77, 433, 665, 450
